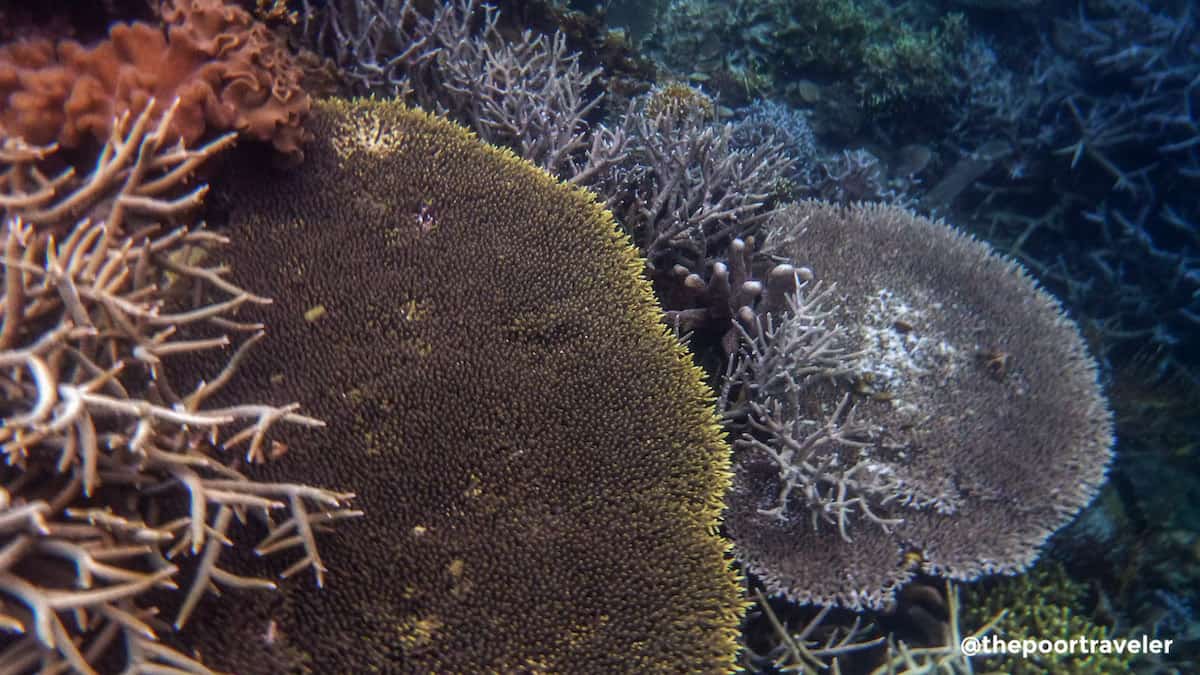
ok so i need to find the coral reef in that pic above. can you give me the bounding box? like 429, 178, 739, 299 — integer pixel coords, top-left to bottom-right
944, 0, 1200, 380
0, 0, 311, 161
0, 102, 355, 672
297, 2, 796, 357
571, 85, 796, 364
731, 99, 820, 188
723, 200, 1113, 610
926, 9, 1200, 638
642, 81, 717, 121
807, 148, 911, 205
646, 0, 968, 129
170, 98, 744, 672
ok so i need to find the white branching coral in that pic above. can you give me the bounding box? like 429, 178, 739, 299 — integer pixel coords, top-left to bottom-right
724, 280, 910, 543
300, 0, 628, 183
0, 101, 361, 673
600, 91, 794, 272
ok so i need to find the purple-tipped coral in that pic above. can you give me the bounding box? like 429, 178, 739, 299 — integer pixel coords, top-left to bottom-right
724, 200, 1114, 610
664, 236, 799, 355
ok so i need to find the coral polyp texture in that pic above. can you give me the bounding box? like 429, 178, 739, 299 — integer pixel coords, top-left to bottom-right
0, 102, 356, 672
724, 200, 1113, 610
0, 0, 310, 160
174, 98, 743, 672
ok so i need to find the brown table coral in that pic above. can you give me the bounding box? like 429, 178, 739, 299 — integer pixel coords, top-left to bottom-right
0, 0, 310, 161
172, 98, 745, 673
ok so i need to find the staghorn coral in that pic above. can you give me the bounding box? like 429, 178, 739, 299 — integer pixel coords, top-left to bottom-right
169, 98, 744, 672
595, 85, 793, 280
941, 1, 1200, 381
0, 0, 311, 161
0, 101, 356, 673
724, 200, 1113, 610
297, 0, 627, 183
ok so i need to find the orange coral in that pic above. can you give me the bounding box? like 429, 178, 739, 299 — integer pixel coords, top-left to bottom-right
0, 0, 311, 161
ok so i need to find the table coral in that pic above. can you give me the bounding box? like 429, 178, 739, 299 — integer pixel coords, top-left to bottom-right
171, 98, 744, 673
724, 200, 1114, 610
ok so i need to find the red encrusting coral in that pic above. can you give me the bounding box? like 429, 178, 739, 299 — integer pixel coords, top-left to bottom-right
0, 0, 311, 161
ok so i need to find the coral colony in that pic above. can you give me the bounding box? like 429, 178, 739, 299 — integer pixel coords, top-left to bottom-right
164, 98, 742, 672
2, 0, 1196, 673
724, 201, 1112, 612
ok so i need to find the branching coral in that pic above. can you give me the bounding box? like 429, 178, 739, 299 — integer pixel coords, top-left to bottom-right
0, 0, 311, 161
944, 1, 1200, 380
731, 99, 820, 189
0, 101, 357, 672
298, 0, 627, 182
748, 586, 884, 673
723, 280, 914, 543
595, 85, 793, 277
724, 200, 1113, 610
425, 4, 618, 180
748, 580, 1006, 674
